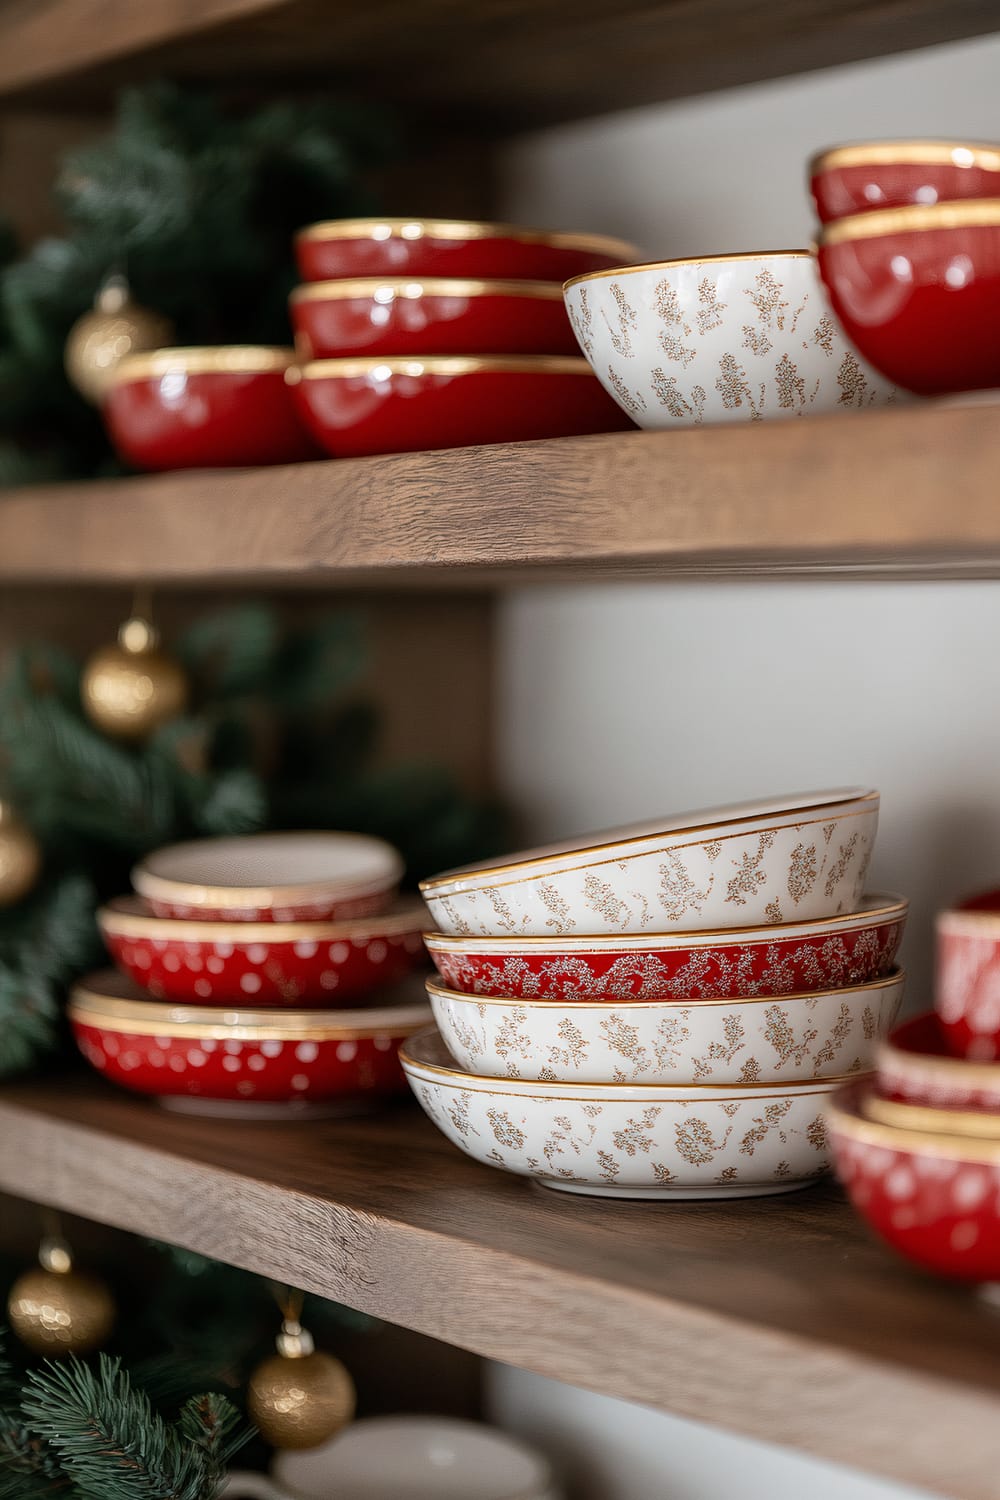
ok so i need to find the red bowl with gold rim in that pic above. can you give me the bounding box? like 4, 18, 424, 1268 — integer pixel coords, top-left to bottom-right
103, 347, 317, 470
99, 895, 427, 1006
877, 1012, 1000, 1112
816, 201, 1000, 394
69, 970, 431, 1114
294, 218, 640, 284
828, 1079, 1000, 1283
811, 140, 1000, 223
289, 277, 578, 359
937, 891, 1000, 1059
287, 356, 634, 458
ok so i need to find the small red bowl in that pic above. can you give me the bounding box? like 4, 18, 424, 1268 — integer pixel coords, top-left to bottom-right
132, 832, 403, 923
289, 277, 578, 359
877, 1012, 1000, 1112
104, 347, 317, 471
287, 356, 634, 458
294, 218, 640, 285
816, 201, 1000, 394
69, 970, 431, 1114
828, 1079, 1000, 1283
811, 141, 1000, 224
99, 895, 427, 1006
937, 892, 1000, 1059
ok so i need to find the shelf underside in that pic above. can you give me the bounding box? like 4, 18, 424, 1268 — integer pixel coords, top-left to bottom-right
0, 1075, 997, 1498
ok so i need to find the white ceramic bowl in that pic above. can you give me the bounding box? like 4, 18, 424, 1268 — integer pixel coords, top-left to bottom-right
563, 251, 900, 427
420, 788, 878, 938
401, 1027, 847, 1198
427, 968, 904, 1086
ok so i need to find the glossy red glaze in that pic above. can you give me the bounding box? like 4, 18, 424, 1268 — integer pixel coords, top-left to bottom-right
829, 1080, 1000, 1282
812, 158, 1000, 223
289, 280, 578, 359
877, 1012, 1000, 1111
289, 360, 634, 458
104, 362, 317, 471
99, 897, 427, 1006
817, 219, 1000, 395
936, 895, 1000, 1060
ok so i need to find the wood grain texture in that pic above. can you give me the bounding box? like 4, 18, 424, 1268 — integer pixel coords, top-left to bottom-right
4, 403, 1000, 585
0, 1076, 997, 1497
0, 0, 996, 126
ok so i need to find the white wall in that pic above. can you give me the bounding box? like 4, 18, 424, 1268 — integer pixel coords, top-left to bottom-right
486, 29, 1000, 1500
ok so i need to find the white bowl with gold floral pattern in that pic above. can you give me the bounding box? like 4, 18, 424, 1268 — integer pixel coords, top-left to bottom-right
420, 789, 878, 938
563, 251, 899, 427
401, 1027, 846, 1199
426, 968, 903, 1086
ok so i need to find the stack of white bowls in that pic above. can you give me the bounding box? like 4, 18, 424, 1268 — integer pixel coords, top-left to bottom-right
404, 789, 907, 1200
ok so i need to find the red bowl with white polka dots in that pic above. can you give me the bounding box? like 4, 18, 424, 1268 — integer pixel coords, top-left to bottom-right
828, 1079, 1000, 1283
877, 1012, 1000, 1113
69, 970, 431, 1109
99, 895, 427, 1006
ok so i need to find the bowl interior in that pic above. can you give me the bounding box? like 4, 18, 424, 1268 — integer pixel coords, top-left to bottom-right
886, 1011, 999, 1076
137, 831, 401, 894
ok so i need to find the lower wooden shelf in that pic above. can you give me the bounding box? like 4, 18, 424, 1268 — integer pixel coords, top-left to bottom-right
0, 1075, 996, 1495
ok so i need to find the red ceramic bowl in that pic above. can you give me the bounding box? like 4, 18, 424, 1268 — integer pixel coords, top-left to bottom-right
99, 895, 427, 1006
937, 892, 1000, 1059
811, 141, 1000, 224
828, 1079, 1000, 1283
132, 832, 404, 923
104, 347, 317, 470
69, 970, 431, 1113
289, 278, 578, 359
425, 891, 907, 1000
287, 356, 634, 458
294, 218, 640, 285
877, 1012, 1000, 1112
816, 201, 1000, 394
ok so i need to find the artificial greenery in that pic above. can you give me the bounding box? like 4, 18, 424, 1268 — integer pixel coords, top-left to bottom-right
0, 602, 503, 1079
0, 81, 395, 484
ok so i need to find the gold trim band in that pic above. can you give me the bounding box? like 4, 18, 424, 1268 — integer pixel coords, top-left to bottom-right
563, 249, 812, 291
295, 217, 638, 261
70, 986, 431, 1039
811, 140, 1000, 174
289, 277, 565, 304
937, 907, 1000, 936
827, 1087, 1000, 1163
425, 968, 904, 1010
99, 896, 425, 943
287, 356, 592, 381
865, 1093, 1000, 1140
111, 346, 295, 385
819, 199, 1000, 245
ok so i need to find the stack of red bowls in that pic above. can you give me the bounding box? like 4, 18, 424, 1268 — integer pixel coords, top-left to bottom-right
284, 216, 641, 456
69, 831, 431, 1117
828, 887, 1000, 1286
811, 139, 1000, 394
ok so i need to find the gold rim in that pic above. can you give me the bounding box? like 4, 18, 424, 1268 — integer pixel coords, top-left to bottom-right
865, 1093, 1000, 1139
819, 199, 1000, 245
422, 891, 906, 950
811, 140, 1000, 174
99, 896, 425, 943
563, 249, 812, 291
111, 346, 295, 385
69, 985, 431, 1039
295, 217, 638, 260
420, 790, 878, 892
827, 1086, 1000, 1162
426, 968, 904, 1010
287, 356, 591, 382
289, 277, 565, 303
133, 833, 402, 909
937, 907, 1000, 936
879, 1031, 1000, 1087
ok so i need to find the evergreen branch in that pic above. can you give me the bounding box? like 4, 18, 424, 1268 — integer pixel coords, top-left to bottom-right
0, 969, 60, 1081
177, 1393, 250, 1488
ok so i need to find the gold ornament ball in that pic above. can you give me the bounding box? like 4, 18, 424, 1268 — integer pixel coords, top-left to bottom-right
0, 804, 41, 906
248, 1349, 356, 1450
65, 275, 173, 404
82, 617, 189, 742
7, 1266, 116, 1356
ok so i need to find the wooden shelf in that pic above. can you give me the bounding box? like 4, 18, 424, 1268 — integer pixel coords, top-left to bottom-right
0, 1074, 996, 1498
4, 402, 1000, 587
0, 0, 995, 126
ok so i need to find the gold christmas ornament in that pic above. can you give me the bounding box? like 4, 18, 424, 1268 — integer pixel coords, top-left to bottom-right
7, 1235, 116, 1356
81, 616, 189, 742
248, 1317, 356, 1450
65, 275, 173, 404
0, 802, 42, 906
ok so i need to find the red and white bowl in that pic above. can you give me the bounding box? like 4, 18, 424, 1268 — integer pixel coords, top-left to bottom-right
132, 831, 403, 923
828, 1079, 1000, 1283
937, 892, 1000, 1059
99, 895, 426, 1006
424, 891, 906, 999
69, 970, 431, 1113
877, 1012, 1000, 1113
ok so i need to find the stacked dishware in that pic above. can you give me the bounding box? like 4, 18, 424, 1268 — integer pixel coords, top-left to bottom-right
828, 886, 1000, 1285
404, 788, 907, 1200
69, 831, 431, 1117
285, 217, 640, 456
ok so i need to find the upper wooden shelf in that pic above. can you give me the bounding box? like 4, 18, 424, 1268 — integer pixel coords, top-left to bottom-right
4, 402, 1000, 587
0, 1074, 996, 1498
0, 0, 997, 126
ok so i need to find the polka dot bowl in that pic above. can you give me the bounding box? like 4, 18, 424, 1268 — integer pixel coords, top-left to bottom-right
69, 970, 432, 1111
827, 1078, 1000, 1283
99, 895, 427, 1006
876, 1012, 1000, 1113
